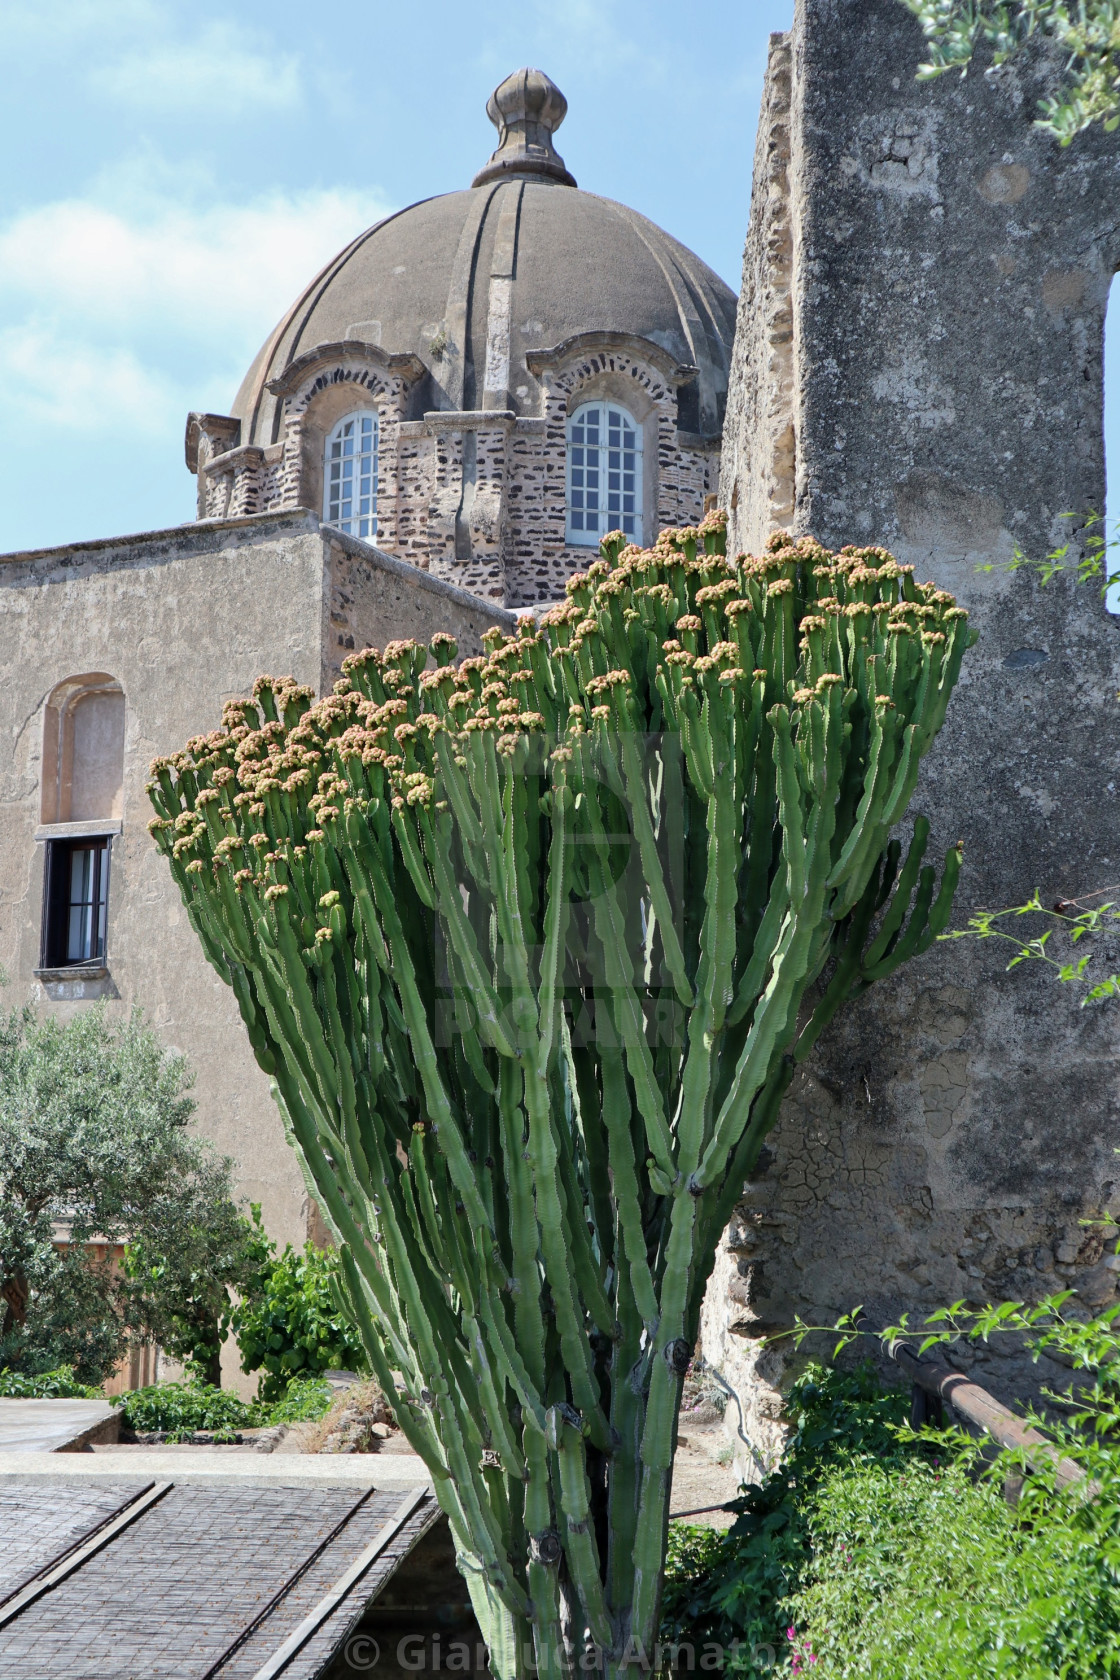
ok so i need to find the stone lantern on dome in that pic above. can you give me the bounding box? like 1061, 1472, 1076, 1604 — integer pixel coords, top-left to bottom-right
471, 67, 578, 189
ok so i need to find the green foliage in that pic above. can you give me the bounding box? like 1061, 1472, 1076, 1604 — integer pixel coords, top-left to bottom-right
148, 517, 971, 1677
112, 1373, 334, 1441
0, 1364, 102, 1399
0, 1005, 250, 1385
229, 1241, 367, 1402
664, 1303, 1120, 1676
883, 1291, 1120, 1491
793, 1454, 1120, 1677
790, 1292, 1120, 1676
124, 1202, 271, 1387
263, 1373, 334, 1423
943, 888, 1120, 1001
899, 0, 1120, 141
979, 508, 1120, 593
661, 1364, 918, 1669
114, 1380, 257, 1443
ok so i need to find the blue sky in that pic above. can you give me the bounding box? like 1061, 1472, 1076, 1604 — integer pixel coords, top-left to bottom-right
0, 0, 1113, 557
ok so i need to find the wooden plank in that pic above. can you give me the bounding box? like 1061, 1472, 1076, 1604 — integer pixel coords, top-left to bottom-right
889, 1340, 1088, 1490
248, 1485, 432, 1680
0, 1481, 172, 1628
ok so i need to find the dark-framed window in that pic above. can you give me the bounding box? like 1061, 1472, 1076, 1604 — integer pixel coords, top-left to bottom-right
40, 837, 111, 969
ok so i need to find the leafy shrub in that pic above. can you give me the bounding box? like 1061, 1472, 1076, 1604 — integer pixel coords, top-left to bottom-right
789, 1454, 1120, 1677
661, 1363, 918, 1668
0, 1364, 102, 1398
123, 1201, 271, 1388
229, 1241, 367, 1403
900, 0, 1120, 145
665, 1299, 1120, 1675
783, 1292, 1120, 1678
114, 1381, 257, 1442
0, 1005, 255, 1386
111, 1373, 334, 1441
265, 1374, 334, 1424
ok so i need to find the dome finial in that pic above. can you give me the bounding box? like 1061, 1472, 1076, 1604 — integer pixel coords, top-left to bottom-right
471, 68, 577, 190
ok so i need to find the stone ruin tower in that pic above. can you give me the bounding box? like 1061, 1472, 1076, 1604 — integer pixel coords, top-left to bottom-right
704, 0, 1120, 1465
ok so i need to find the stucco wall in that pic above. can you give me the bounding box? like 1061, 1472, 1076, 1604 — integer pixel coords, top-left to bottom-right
0, 511, 517, 1271
0, 513, 330, 1268
710, 0, 1120, 1472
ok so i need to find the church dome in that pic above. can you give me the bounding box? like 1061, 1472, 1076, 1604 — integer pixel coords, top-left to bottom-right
232, 69, 737, 445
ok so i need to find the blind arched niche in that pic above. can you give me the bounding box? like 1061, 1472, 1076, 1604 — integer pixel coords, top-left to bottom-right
41, 674, 125, 825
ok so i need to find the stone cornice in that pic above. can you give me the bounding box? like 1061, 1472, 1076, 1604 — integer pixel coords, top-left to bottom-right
184, 411, 241, 472
267, 341, 428, 398
200, 443, 266, 477
525, 331, 697, 386
423, 408, 517, 432
0, 508, 322, 568
675, 430, 723, 454
397, 413, 546, 439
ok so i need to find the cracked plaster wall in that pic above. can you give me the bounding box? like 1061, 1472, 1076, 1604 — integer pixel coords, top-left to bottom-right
709, 0, 1120, 1475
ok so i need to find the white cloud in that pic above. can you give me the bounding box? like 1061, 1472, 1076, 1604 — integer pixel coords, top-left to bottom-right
2, 0, 156, 43
0, 183, 396, 435
90, 21, 302, 116
0, 325, 177, 433
4, 5, 302, 118
0, 185, 393, 339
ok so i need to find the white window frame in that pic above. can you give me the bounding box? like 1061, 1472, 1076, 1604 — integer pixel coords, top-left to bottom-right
566, 401, 643, 548
324, 410, 379, 540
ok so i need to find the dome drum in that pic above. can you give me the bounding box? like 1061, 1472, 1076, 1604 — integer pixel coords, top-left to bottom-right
187, 71, 737, 607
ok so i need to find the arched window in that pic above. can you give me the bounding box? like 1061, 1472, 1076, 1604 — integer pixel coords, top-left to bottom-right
38, 674, 124, 972
566, 402, 643, 547
324, 410, 378, 540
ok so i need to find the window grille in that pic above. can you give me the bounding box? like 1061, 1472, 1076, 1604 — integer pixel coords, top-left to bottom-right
566, 402, 642, 547
324, 411, 378, 540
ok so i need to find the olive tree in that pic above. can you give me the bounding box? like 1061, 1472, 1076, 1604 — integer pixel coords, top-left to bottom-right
900, 0, 1120, 141
0, 1005, 256, 1385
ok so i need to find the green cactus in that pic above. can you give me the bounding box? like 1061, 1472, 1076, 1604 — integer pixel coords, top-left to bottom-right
147, 514, 974, 1679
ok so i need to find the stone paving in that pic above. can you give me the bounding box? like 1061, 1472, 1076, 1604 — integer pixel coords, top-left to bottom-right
0, 1446, 430, 1484
0, 1399, 119, 1453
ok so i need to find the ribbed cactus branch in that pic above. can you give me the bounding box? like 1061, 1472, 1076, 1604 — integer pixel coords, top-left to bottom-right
148, 516, 975, 1679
